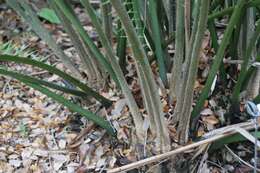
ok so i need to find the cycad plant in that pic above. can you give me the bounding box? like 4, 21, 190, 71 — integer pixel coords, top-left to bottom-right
5, 0, 173, 153
2, 0, 260, 171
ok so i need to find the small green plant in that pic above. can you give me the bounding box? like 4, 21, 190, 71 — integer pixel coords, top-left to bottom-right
19, 121, 29, 137
0, 41, 39, 59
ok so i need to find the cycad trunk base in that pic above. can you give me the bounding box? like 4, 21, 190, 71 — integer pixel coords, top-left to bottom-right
171, 0, 210, 144
169, 0, 184, 102
77, 0, 146, 145
48, 0, 104, 87
110, 0, 171, 152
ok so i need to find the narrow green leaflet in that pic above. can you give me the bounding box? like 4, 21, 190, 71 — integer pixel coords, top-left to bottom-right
0, 54, 112, 107
0, 68, 88, 98
148, 0, 167, 86
0, 69, 115, 135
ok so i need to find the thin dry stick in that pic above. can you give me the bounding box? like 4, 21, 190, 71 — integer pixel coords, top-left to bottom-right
225, 145, 260, 172
107, 121, 255, 173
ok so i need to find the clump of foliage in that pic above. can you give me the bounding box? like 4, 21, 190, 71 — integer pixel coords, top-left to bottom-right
2, 0, 260, 171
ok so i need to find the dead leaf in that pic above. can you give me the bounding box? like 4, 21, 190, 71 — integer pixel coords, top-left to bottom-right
200, 108, 214, 115
9, 159, 21, 168
202, 115, 219, 125
33, 149, 48, 157
111, 99, 127, 116
51, 154, 68, 171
